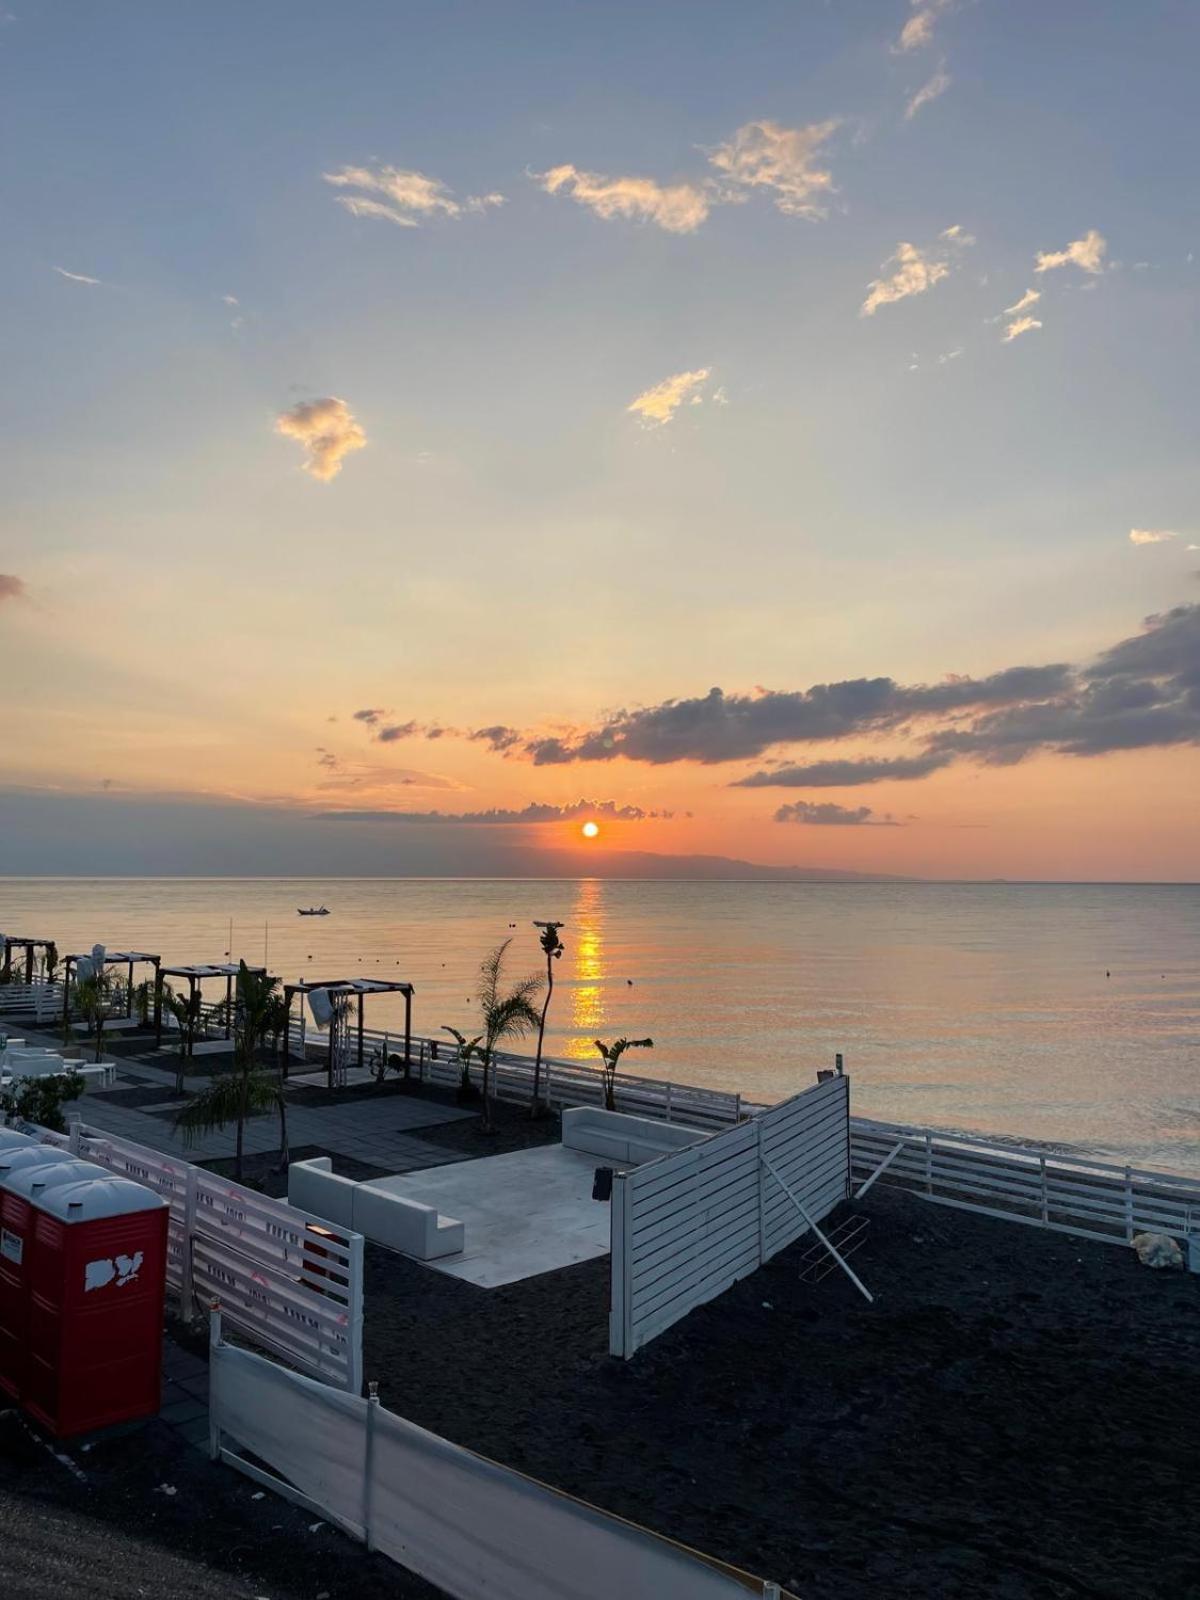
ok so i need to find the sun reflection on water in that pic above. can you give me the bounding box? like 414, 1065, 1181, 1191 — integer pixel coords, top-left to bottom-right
566, 879, 606, 1056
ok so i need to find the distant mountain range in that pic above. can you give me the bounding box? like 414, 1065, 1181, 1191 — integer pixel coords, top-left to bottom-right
536, 846, 912, 882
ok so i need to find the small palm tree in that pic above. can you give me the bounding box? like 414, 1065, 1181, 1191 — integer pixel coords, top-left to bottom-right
530, 920, 565, 1119
442, 1025, 483, 1100
75, 966, 116, 1063
173, 962, 288, 1179
162, 985, 198, 1095
593, 1037, 654, 1111
475, 941, 543, 1133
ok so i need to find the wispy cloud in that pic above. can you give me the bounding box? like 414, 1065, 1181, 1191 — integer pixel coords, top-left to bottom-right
532, 164, 711, 234
324, 165, 504, 228
628, 369, 713, 427
735, 753, 951, 787
1005, 287, 1041, 315
861, 225, 973, 316
275, 397, 367, 482
0, 574, 27, 604
775, 801, 898, 826
470, 725, 522, 753
1129, 529, 1177, 546
707, 119, 839, 219
321, 798, 670, 825
53, 266, 101, 285
1003, 315, 1042, 342
894, 0, 955, 53
1035, 229, 1107, 275
905, 65, 951, 120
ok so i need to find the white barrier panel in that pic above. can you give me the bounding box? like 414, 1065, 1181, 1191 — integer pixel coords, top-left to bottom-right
55, 1122, 364, 1391
611, 1075, 850, 1358
850, 1116, 1200, 1249
211, 1339, 793, 1599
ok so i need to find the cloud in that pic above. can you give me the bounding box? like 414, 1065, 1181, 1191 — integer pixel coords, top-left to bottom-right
533, 164, 711, 234
275, 397, 367, 482
1005, 288, 1041, 315
324, 165, 504, 227
470, 725, 522, 752
1129, 529, 1177, 546
861, 226, 973, 316
1003, 315, 1042, 342
523, 664, 1072, 766
353, 708, 387, 726
1035, 230, 1107, 275
0, 574, 27, 604
628, 368, 712, 427
905, 66, 951, 120
53, 266, 101, 285
707, 119, 839, 219
774, 801, 898, 826
377, 720, 420, 743
894, 0, 955, 52
735, 753, 953, 787
321, 798, 669, 825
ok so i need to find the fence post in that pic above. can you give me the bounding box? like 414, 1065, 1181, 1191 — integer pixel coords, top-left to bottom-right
364, 1381, 380, 1551
67, 1113, 82, 1156
346, 1232, 365, 1396
1124, 1166, 1134, 1241
924, 1131, 934, 1196
757, 1119, 767, 1265
763, 1585, 782, 1599
180, 1165, 197, 1318
1039, 1156, 1048, 1225
665, 1081, 673, 1122
208, 1303, 223, 1461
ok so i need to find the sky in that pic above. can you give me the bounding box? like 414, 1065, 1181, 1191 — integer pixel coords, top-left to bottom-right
1, 0, 1198, 880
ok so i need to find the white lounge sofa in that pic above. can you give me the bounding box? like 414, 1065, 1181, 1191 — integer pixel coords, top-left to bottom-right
289, 1157, 465, 1261
561, 1107, 707, 1166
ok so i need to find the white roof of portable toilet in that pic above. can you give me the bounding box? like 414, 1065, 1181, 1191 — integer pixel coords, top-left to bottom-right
0, 1128, 34, 1152
40, 1176, 168, 1221
4, 1159, 107, 1201
0, 1144, 78, 1181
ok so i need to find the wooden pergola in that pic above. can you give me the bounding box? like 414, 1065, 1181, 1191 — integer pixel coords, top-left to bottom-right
282, 978, 413, 1088
154, 961, 270, 1058
1, 936, 58, 984
62, 949, 161, 1028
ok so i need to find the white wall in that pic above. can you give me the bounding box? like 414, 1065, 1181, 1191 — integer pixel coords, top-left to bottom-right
611, 1075, 850, 1358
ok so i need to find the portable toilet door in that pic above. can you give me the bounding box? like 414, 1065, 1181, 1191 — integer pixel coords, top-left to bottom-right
24, 1175, 169, 1438
0, 1145, 83, 1402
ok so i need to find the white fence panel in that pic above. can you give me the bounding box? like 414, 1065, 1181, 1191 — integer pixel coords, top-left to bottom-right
53, 1122, 365, 1391
612, 1075, 851, 1357
849, 1117, 1200, 1250
210, 1337, 794, 1599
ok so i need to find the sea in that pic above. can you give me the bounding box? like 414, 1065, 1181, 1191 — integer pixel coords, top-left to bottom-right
2, 878, 1198, 1175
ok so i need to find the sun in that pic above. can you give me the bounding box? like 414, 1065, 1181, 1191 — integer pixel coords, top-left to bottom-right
580, 820, 600, 839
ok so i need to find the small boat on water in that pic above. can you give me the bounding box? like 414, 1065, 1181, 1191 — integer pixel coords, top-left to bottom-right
297, 906, 331, 916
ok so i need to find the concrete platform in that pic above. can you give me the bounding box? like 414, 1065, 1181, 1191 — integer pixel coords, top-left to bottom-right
371, 1145, 615, 1287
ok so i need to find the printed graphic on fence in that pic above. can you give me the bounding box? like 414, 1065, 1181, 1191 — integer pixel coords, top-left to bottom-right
610, 1073, 851, 1358
58, 1121, 364, 1390
209, 1320, 799, 1600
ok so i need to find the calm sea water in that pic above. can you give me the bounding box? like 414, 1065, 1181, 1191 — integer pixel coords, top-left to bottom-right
2, 878, 1198, 1174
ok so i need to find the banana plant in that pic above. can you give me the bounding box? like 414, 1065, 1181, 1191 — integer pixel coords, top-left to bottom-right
593, 1037, 654, 1112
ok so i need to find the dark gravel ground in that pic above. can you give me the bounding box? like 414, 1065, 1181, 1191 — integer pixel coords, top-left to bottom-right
357, 1185, 1200, 1600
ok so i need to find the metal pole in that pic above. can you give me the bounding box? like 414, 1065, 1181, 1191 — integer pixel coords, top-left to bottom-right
364, 1381, 380, 1552
208, 1302, 223, 1462
357, 992, 364, 1072
762, 1154, 874, 1304
403, 988, 412, 1065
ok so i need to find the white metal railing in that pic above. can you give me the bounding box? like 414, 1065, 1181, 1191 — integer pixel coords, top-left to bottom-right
850, 1116, 1200, 1251
56, 1120, 364, 1390
291, 1026, 746, 1130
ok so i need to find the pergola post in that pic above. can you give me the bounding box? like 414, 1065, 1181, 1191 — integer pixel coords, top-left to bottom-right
24, 943, 34, 985
224, 973, 233, 1039
404, 988, 412, 1065
63, 956, 76, 1027
188, 975, 199, 1059
0, 940, 9, 983
327, 1011, 337, 1090
154, 968, 165, 1046
357, 992, 365, 1071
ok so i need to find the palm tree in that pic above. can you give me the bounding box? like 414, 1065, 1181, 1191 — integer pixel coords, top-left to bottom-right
442, 1025, 483, 1100
475, 940, 543, 1133
593, 1037, 654, 1111
162, 985, 198, 1095
173, 962, 288, 1179
75, 966, 116, 1063
530, 921, 564, 1119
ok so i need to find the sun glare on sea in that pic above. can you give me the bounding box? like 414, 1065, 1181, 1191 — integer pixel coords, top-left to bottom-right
581, 820, 600, 839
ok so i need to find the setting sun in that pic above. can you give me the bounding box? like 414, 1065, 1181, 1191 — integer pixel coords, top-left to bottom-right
580, 820, 600, 839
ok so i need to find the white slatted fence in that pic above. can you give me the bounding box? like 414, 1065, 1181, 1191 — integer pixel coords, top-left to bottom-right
53, 1121, 365, 1390
611, 1075, 851, 1357
209, 1325, 798, 1600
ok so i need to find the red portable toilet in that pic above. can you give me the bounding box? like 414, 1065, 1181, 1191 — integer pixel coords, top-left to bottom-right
23, 1175, 169, 1438
0, 1145, 83, 1401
